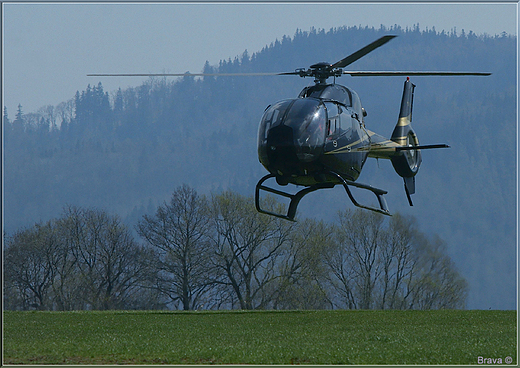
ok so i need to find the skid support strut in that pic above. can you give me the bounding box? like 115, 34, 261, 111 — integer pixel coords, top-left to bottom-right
255, 174, 334, 221
328, 171, 390, 216
255, 172, 391, 221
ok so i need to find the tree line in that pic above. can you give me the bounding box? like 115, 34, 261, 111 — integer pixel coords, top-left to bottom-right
4, 185, 468, 311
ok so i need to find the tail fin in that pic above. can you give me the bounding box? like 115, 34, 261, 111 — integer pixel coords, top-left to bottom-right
391, 77, 419, 146
390, 78, 422, 205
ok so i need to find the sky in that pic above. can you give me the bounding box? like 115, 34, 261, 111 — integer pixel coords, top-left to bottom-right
2, 2, 518, 116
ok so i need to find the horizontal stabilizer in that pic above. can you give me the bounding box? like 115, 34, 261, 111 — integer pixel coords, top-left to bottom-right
396, 144, 450, 151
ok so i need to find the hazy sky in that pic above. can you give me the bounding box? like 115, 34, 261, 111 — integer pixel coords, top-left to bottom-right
2, 2, 518, 116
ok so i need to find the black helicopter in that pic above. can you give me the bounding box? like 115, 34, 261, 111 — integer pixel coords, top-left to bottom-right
89, 35, 490, 221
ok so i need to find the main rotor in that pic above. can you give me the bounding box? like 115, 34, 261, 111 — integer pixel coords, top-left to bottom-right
293, 62, 343, 85
287, 35, 397, 84
88, 35, 490, 82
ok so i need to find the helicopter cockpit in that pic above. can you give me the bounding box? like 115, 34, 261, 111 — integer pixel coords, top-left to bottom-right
258, 98, 327, 178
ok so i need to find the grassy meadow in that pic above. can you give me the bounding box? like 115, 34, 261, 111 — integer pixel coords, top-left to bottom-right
3, 309, 516, 365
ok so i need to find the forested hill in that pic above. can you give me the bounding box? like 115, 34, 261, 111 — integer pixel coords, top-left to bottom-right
3, 25, 516, 309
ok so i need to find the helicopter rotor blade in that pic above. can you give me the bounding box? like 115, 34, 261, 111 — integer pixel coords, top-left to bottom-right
88, 35, 491, 81
87, 72, 289, 77
87, 36, 399, 79
330, 35, 397, 69
88, 70, 492, 80
88, 71, 491, 78
344, 71, 492, 76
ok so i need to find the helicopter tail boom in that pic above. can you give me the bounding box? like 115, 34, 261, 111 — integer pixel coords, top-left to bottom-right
367, 136, 449, 158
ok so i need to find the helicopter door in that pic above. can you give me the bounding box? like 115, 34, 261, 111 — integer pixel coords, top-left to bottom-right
339, 105, 353, 140
326, 102, 353, 141
326, 102, 340, 138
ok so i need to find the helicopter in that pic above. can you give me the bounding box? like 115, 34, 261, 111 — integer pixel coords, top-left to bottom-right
89, 35, 490, 221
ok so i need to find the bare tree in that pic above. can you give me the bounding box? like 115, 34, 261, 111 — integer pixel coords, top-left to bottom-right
137, 185, 211, 310
378, 213, 419, 309
4, 222, 57, 310
31, 216, 84, 311
410, 235, 469, 309
336, 209, 386, 309
55, 98, 74, 128
209, 191, 292, 309
61, 206, 151, 310
324, 224, 359, 309
271, 219, 333, 310
324, 209, 468, 310
37, 105, 57, 130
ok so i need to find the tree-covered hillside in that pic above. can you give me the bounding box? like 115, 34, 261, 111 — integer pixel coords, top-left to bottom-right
3, 25, 516, 309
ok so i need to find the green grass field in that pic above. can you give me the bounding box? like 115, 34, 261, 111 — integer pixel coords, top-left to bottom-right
3, 310, 516, 365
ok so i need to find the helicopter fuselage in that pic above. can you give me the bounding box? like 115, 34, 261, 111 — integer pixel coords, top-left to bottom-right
258, 83, 369, 187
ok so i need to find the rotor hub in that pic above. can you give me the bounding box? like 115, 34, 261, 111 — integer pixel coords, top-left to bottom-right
297, 63, 343, 84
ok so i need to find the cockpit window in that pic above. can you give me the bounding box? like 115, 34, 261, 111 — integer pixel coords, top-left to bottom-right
259, 98, 326, 154
283, 99, 326, 149
325, 102, 340, 136
319, 85, 352, 107
258, 100, 292, 141
350, 89, 362, 114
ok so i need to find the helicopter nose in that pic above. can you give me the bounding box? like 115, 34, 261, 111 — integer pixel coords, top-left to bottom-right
257, 97, 326, 179
265, 124, 300, 176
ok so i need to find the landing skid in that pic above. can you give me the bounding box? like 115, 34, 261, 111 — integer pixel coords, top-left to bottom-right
255, 172, 390, 221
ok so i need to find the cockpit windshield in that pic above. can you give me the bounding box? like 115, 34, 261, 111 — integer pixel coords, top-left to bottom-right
258, 98, 327, 165
258, 100, 292, 143
283, 98, 326, 150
